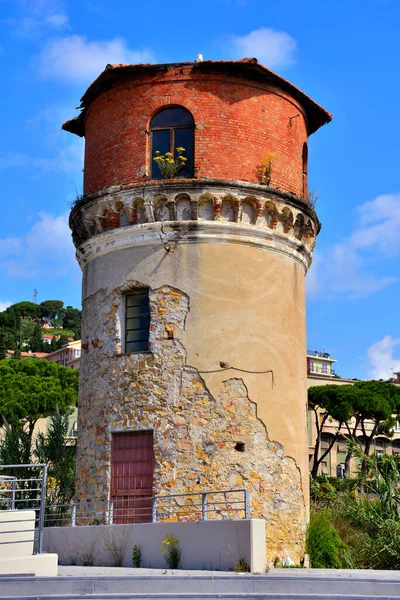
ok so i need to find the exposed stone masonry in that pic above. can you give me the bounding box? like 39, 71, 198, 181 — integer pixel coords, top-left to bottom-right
76, 283, 306, 566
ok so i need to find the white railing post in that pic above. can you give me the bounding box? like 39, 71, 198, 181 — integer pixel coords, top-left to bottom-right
201, 493, 207, 520
152, 497, 157, 523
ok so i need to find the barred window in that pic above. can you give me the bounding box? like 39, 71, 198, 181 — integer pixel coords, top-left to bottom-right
125, 291, 150, 353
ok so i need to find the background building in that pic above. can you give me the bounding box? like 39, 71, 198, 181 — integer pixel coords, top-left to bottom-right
307, 349, 337, 378
307, 352, 400, 477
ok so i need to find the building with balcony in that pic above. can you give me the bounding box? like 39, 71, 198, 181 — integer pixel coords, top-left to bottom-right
307, 349, 337, 378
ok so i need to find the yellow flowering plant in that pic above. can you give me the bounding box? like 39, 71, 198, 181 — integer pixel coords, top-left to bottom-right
153, 147, 187, 179
256, 152, 277, 185
161, 533, 181, 569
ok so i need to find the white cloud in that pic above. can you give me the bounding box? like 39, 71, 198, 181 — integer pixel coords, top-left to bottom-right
0, 212, 80, 279
0, 138, 83, 174
7, 0, 69, 37
307, 193, 400, 299
36, 35, 154, 83
0, 301, 12, 312
0, 102, 84, 176
366, 335, 400, 380
230, 28, 297, 69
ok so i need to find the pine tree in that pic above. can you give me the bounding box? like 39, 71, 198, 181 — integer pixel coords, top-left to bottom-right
0, 333, 7, 360
30, 323, 43, 352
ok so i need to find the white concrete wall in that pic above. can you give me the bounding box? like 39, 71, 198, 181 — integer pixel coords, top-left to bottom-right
0, 510, 58, 576
44, 519, 266, 573
0, 510, 35, 558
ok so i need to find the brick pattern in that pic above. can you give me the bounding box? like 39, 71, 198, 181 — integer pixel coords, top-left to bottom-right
82, 66, 309, 198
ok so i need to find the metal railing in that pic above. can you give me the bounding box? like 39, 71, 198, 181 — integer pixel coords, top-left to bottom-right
0, 464, 48, 554
44, 488, 250, 527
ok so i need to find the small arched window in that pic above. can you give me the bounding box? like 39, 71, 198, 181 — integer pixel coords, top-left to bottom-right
150, 107, 194, 179
302, 143, 308, 199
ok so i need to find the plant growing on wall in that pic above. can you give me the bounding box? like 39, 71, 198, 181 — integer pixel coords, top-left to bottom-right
153, 147, 187, 178
256, 152, 276, 185
307, 190, 319, 209
132, 544, 142, 568
161, 534, 181, 569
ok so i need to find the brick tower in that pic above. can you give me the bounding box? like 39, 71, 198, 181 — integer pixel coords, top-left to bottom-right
65, 58, 331, 565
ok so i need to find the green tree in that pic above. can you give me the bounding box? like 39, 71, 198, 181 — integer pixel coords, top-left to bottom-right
11, 301, 40, 320
345, 381, 400, 472
0, 426, 31, 470
0, 332, 7, 360
308, 385, 355, 479
0, 358, 78, 442
50, 336, 57, 352
40, 300, 64, 320
56, 335, 69, 350
62, 306, 82, 339
35, 409, 76, 504
20, 318, 36, 344
30, 323, 44, 352
309, 381, 400, 477
352, 381, 400, 456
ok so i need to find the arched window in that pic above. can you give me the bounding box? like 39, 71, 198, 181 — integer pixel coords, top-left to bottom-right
150, 107, 194, 179
302, 143, 308, 199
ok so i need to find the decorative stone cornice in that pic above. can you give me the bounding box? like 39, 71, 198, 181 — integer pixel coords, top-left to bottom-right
76, 220, 313, 271
70, 180, 319, 271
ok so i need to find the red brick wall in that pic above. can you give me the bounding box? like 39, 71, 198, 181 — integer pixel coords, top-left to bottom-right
83, 65, 309, 197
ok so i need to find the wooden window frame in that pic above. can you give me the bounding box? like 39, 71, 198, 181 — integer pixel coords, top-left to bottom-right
150, 107, 195, 179
125, 289, 151, 354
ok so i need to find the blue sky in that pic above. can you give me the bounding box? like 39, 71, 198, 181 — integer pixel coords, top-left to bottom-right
1, 0, 399, 380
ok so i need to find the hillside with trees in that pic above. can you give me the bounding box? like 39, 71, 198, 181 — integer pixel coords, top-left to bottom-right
0, 358, 79, 505
0, 300, 82, 356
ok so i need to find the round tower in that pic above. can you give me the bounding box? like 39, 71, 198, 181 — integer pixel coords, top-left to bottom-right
65, 58, 331, 565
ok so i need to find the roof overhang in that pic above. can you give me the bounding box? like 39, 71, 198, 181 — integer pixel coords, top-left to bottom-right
62, 58, 332, 138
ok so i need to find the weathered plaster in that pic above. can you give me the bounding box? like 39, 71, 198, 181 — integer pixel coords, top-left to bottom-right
77, 283, 306, 565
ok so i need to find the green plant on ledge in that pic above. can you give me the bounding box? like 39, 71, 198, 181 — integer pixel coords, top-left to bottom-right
235, 557, 250, 572
161, 533, 181, 569
307, 190, 319, 209
153, 147, 187, 178
132, 544, 142, 568
256, 152, 276, 185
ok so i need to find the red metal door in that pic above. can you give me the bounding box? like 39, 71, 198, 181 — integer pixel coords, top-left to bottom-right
110, 431, 154, 524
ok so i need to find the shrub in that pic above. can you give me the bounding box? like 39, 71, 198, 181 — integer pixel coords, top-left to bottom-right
306, 509, 353, 569
132, 544, 142, 568
161, 534, 181, 569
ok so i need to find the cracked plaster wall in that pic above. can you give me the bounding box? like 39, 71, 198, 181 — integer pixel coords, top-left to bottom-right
77, 240, 308, 565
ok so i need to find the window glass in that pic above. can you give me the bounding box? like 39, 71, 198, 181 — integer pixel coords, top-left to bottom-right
150, 106, 194, 179
151, 107, 194, 128
125, 291, 150, 353
152, 130, 170, 159
174, 128, 194, 178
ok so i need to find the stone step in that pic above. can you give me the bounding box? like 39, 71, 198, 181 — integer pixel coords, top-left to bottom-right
2, 575, 400, 599
3, 595, 400, 600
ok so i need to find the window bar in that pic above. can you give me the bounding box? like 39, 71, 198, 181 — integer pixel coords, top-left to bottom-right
11, 478, 16, 510
244, 489, 250, 519
71, 505, 76, 527
37, 465, 48, 554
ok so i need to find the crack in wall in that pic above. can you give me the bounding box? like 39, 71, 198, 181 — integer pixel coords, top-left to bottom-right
77, 283, 307, 565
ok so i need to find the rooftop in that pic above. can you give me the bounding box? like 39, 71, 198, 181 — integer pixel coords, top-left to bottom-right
63, 58, 332, 138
